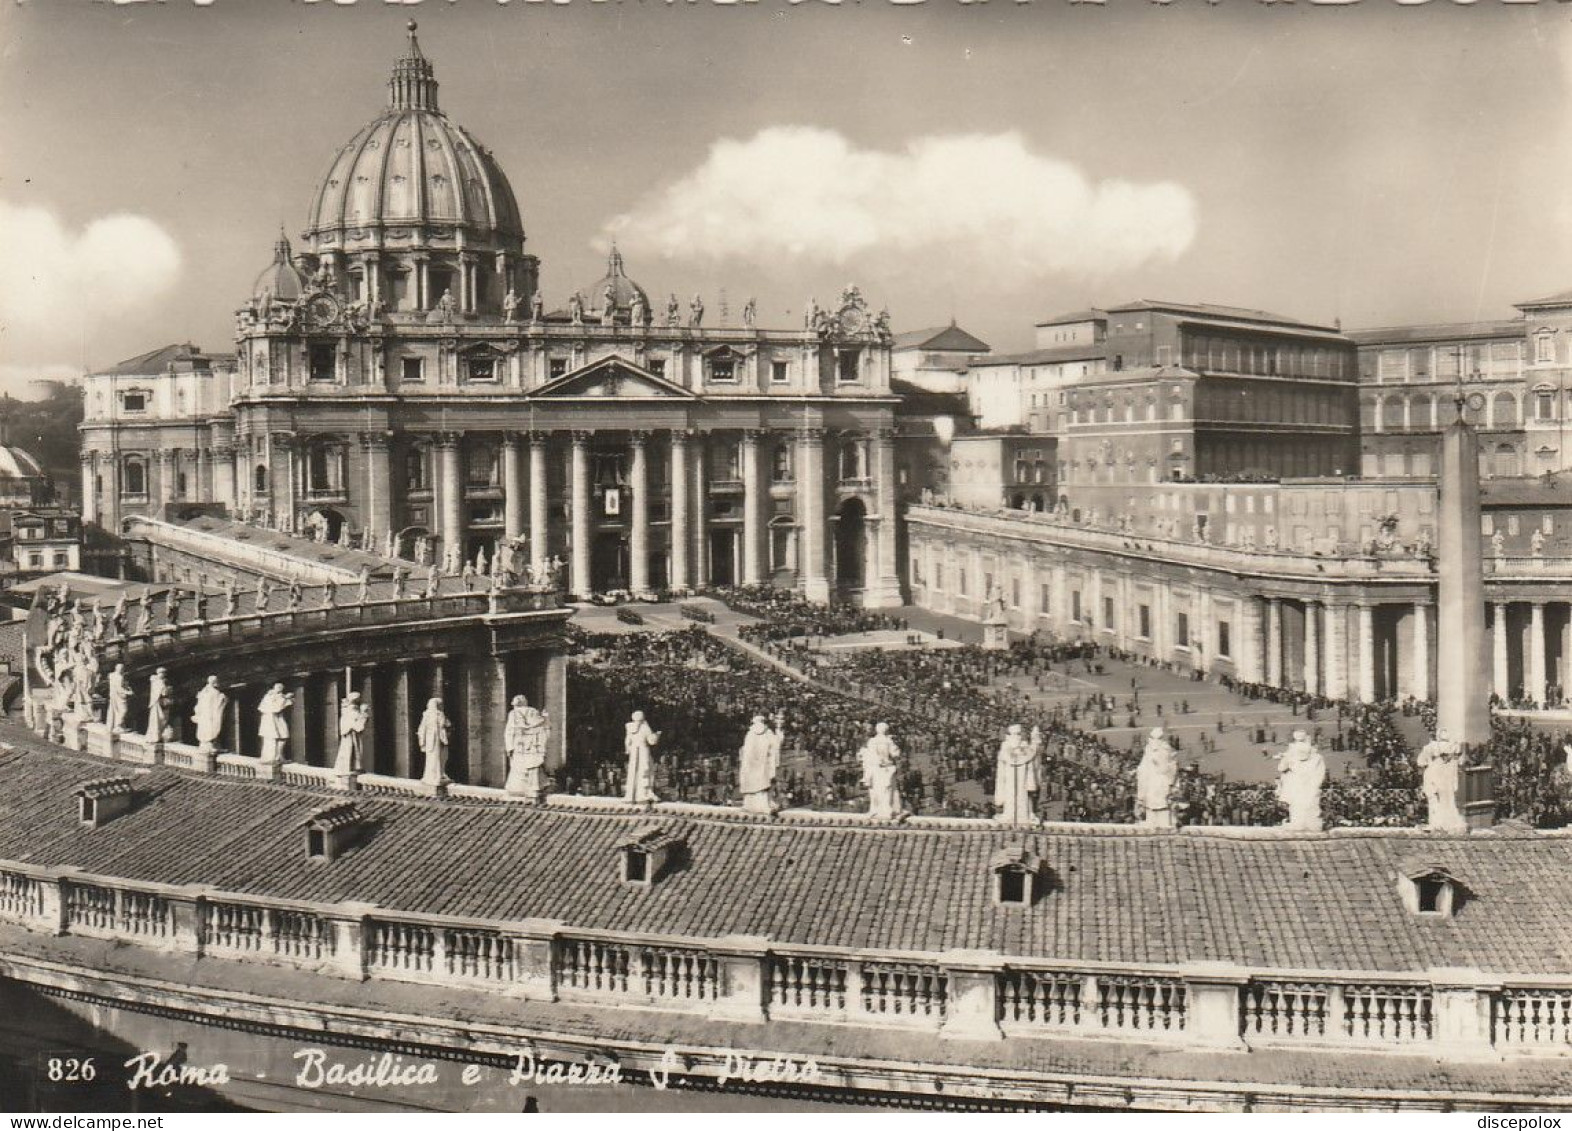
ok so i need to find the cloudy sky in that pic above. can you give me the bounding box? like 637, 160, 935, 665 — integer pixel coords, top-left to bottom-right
3, 1, 1572, 395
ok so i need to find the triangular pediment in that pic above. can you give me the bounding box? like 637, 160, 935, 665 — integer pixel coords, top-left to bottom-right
529, 355, 699, 400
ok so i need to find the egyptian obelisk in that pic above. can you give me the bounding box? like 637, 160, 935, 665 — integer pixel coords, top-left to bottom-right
1436, 393, 1490, 748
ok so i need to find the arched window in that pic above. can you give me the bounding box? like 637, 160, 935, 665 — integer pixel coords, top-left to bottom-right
466, 441, 499, 487
771, 442, 793, 483
122, 456, 147, 498
1536, 330, 1555, 365
254, 465, 269, 495
1382, 396, 1404, 430
839, 440, 866, 482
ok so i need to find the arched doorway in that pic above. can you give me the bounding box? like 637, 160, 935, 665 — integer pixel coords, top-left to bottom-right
395, 525, 430, 563
303, 507, 345, 543
835, 497, 866, 592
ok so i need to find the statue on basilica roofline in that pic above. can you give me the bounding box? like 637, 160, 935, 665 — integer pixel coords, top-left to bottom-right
623, 710, 660, 805
860, 721, 904, 821
193, 676, 228, 754
666, 293, 681, 327
418, 698, 452, 787
1275, 729, 1325, 832
1418, 728, 1467, 832
568, 291, 584, 326
1135, 727, 1179, 828
738, 712, 785, 815
502, 287, 521, 323
630, 291, 648, 328
689, 293, 705, 328
742, 297, 756, 329
257, 683, 293, 764
530, 290, 544, 323
505, 695, 549, 802
601, 283, 618, 326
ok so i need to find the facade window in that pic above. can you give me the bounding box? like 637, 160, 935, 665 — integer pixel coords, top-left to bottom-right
1071, 590, 1082, 622
1176, 612, 1190, 648
176, 472, 188, 497
771, 443, 792, 483
1544, 514, 1555, 535
309, 344, 336, 382
1010, 577, 1020, 608
307, 442, 342, 495
1103, 596, 1115, 631
52, 552, 68, 568
402, 357, 424, 383
649, 359, 667, 378
549, 358, 568, 380
26, 553, 41, 570
254, 465, 269, 495
1481, 514, 1494, 536
839, 440, 867, 482
1217, 621, 1232, 658
838, 349, 861, 384
121, 391, 148, 414
406, 450, 427, 491
771, 360, 789, 384
1538, 391, 1555, 421
1138, 604, 1152, 640
466, 444, 499, 488
122, 458, 147, 497
1537, 331, 1555, 364
1039, 583, 1049, 613
466, 354, 497, 382
934, 562, 943, 591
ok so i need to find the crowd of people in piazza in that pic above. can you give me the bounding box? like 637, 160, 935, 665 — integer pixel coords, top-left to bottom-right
20, 576, 1572, 830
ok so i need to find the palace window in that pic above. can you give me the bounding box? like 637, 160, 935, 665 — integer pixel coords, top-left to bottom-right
1040, 583, 1049, 612
122, 457, 147, 498
549, 358, 568, 380
1217, 621, 1231, 658
1071, 590, 1082, 622
306, 440, 344, 495
467, 442, 500, 488
465, 353, 497, 383
1536, 330, 1555, 365
839, 440, 867, 482
1176, 612, 1190, 648
649, 359, 667, 379
708, 353, 738, 383
1538, 391, 1556, 421
837, 349, 861, 384
120, 390, 148, 414
254, 465, 269, 495
771, 360, 789, 384
771, 442, 793, 483
402, 357, 424, 383
1138, 604, 1152, 640
1103, 596, 1115, 631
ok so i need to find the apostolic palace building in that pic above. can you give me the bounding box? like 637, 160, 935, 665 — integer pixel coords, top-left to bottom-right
79, 25, 902, 608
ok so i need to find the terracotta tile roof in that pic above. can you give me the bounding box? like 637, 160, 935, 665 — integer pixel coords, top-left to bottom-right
1346, 319, 1524, 346
2, 739, 1570, 977
891, 324, 991, 353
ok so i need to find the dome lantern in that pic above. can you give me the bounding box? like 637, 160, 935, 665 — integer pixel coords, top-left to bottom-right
388, 20, 439, 113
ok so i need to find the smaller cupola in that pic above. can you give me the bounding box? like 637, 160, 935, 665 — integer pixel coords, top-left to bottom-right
76, 777, 136, 828
617, 825, 685, 888
1398, 860, 1467, 917
303, 802, 366, 862
991, 846, 1046, 908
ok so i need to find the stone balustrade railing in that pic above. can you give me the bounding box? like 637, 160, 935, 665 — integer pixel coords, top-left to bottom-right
125, 517, 370, 584
0, 858, 1562, 1055
89, 586, 563, 669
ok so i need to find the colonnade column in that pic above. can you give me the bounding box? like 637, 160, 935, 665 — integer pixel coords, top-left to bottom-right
321, 672, 342, 769
741, 429, 764, 586
629, 431, 651, 597
1356, 604, 1376, 704
1238, 597, 1263, 683
798, 427, 828, 603
1266, 598, 1283, 687
691, 436, 709, 589
1324, 603, 1348, 700
289, 676, 310, 763
391, 659, 413, 778
1493, 603, 1510, 700
502, 432, 525, 543
1412, 602, 1431, 702
569, 431, 592, 600
1530, 602, 1548, 706
436, 434, 463, 568
669, 430, 691, 591
356, 667, 378, 771
528, 431, 549, 572
465, 654, 506, 786
1303, 601, 1321, 696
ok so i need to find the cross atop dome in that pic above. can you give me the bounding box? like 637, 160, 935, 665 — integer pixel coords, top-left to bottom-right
388, 20, 439, 112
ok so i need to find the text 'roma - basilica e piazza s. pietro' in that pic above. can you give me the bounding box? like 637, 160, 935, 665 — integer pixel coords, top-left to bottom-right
16, 16, 1572, 1117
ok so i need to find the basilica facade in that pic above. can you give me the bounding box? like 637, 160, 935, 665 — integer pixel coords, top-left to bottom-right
80, 25, 903, 606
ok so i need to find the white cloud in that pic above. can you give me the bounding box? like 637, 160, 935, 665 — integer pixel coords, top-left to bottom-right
0, 200, 181, 376
603, 127, 1197, 278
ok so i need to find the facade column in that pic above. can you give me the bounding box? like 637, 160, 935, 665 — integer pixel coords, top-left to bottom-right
1303, 601, 1321, 696
569, 430, 593, 599
436, 433, 464, 567
1266, 597, 1283, 688
528, 431, 549, 572
741, 429, 765, 586
391, 659, 413, 778
321, 672, 342, 769
798, 427, 828, 603
1325, 602, 1348, 700
465, 654, 507, 787
629, 431, 651, 597
669, 430, 691, 592
1493, 602, 1510, 701
154, 450, 176, 513
866, 426, 902, 607
502, 432, 525, 542
360, 431, 392, 546
544, 649, 567, 776
1357, 603, 1376, 704
212, 444, 236, 513
691, 434, 709, 588
227, 691, 244, 758
1530, 601, 1548, 707
80, 454, 98, 525
1412, 601, 1431, 702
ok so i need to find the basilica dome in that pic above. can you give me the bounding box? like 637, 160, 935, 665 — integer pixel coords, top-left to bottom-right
302, 23, 523, 250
